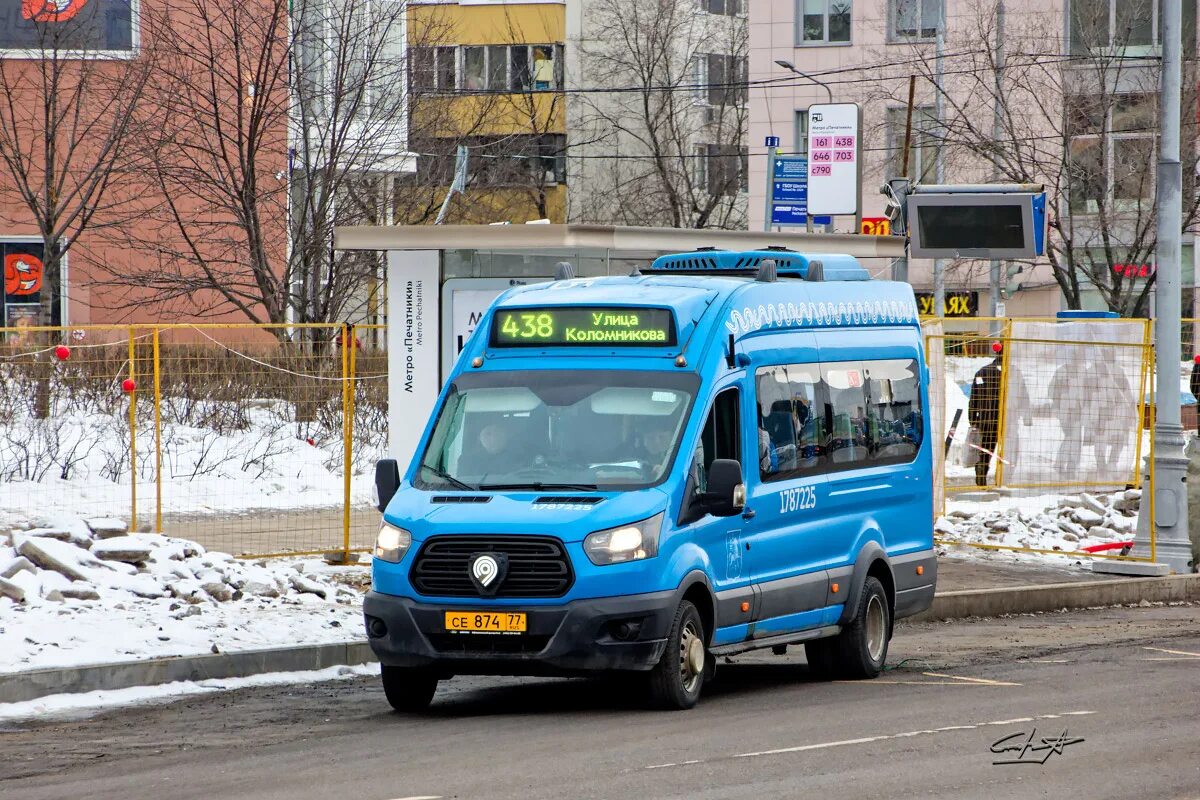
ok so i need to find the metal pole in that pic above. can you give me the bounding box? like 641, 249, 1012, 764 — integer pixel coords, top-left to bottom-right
128, 327, 137, 532
893, 76, 917, 284
1148, 0, 1192, 571
342, 323, 353, 563
763, 143, 777, 232
932, 5, 946, 317
1100, 0, 1194, 575
989, 1, 1005, 330
153, 328, 162, 534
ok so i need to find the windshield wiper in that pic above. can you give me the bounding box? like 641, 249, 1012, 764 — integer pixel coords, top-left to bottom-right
421, 465, 478, 492
479, 482, 599, 492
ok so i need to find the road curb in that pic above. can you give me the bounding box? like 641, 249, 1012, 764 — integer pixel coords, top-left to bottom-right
5, 575, 1198, 705
0, 641, 378, 705
908, 573, 1200, 622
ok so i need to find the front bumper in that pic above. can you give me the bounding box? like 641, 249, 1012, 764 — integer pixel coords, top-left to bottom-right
363, 589, 676, 676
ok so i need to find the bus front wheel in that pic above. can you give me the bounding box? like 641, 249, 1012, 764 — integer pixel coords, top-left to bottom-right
381, 665, 439, 712
647, 599, 706, 710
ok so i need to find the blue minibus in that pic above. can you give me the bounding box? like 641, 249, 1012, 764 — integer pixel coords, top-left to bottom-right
367, 249, 936, 710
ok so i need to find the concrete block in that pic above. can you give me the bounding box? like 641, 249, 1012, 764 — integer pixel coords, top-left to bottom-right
1091, 560, 1172, 577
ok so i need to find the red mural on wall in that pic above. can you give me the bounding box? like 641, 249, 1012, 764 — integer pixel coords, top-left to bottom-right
21, 0, 90, 23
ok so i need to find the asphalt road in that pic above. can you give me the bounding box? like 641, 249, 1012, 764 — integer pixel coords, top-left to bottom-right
3, 605, 1200, 800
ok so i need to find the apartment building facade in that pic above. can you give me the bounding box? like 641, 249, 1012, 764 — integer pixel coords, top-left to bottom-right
565, 0, 749, 228
402, 0, 749, 229
402, 0, 569, 224
749, 0, 1200, 318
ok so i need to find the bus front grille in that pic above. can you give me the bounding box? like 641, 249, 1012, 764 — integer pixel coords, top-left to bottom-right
409, 535, 574, 598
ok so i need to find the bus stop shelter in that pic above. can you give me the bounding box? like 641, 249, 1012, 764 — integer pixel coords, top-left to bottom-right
334, 223, 904, 460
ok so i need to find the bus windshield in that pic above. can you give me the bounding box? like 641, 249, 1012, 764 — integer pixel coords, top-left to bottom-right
416, 370, 700, 491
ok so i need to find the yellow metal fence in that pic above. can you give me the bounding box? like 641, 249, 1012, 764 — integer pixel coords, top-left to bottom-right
1, 319, 1163, 565
923, 317, 1158, 563
0, 324, 384, 560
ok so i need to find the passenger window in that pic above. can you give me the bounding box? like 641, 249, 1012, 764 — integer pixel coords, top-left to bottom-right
863, 359, 923, 465
822, 362, 870, 469
756, 364, 825, 482
691, 387, 741, 495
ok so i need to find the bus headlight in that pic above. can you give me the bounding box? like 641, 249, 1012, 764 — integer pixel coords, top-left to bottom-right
584, 514, 663, 565
375, 522, 412, 563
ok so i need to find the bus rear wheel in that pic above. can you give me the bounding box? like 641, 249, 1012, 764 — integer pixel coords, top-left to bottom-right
831, 576, 890, 679
381, 665, 439, 712
647, 599, 706, 710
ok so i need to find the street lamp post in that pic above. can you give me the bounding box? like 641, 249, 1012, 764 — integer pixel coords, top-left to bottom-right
774, 60, 833, 104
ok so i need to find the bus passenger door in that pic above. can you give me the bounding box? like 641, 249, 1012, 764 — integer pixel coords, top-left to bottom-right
677, 384, 755, 647
744, 359, 836, 636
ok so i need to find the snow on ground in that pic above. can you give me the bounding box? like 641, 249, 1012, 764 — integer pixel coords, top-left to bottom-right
0, 663, 380, 725
0, 400, 381, 523
0, 515, 367, 673
936, 488, 1140, 559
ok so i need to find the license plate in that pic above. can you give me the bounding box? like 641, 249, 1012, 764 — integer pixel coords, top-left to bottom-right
444, 611, 527, 633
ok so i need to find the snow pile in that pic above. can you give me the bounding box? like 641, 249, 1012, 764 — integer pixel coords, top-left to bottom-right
0, 516, 366, 672
937, 489, 1141, 554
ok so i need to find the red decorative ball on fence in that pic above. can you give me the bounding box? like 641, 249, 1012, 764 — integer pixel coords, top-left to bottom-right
991, 342, 1003, 354
54, 345, 70, 361
121, 378, 136, 393
1194, 354, 1200, 364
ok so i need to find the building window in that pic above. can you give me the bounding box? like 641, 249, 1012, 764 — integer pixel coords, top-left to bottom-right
410, 46, 457, 91
798, 0, 852, 44
795, 109, 808, 155
1067, 93, 1157, 213
0, 0, 135, 54
695, 54, 748, 106
692, 144, 708, 190
886, 106, 938, 182
891, 0, 941, 40
463, 46, 486, 90
701, 144, 748, 196
1069, 0, 1197, 54
461, 44, 562, 93
700, 0, 743, 16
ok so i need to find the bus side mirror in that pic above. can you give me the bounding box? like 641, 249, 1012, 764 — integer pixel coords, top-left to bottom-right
375, 459, 401, 512
704, 459, 745, 517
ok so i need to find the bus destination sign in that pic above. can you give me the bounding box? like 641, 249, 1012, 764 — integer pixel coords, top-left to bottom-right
491, 306, 677, 347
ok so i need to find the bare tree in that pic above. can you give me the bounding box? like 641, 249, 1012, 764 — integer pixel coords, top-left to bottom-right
880, 0, 1198, 315
105, 0, 413, 332
573, 0, 748, 229
0, 3, 155, 324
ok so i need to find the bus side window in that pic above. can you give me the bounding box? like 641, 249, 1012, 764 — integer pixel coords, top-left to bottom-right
688, 387, 741, 505
822, 361, 869, 469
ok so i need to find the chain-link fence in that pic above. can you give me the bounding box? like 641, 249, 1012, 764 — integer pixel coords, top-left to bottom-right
0, 324, 385, 560
924, 317, 1157, 563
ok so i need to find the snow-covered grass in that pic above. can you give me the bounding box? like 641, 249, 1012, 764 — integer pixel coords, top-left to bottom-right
0, 663, 380, 724
0, 516, 367, 673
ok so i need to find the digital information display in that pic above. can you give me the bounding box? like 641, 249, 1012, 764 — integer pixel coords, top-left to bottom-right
491, 306, 677, 347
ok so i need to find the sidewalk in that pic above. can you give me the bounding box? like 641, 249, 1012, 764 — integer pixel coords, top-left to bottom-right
936, 554, 1122, 592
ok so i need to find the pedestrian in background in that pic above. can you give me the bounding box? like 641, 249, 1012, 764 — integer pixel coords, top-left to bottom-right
968, 343, 1004, 487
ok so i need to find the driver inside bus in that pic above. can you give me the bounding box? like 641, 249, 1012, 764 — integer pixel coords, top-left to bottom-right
637, 428, 674, 475
477, 422, 521, 476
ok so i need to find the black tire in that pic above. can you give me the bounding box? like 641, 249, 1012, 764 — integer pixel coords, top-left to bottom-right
381, 665, 439, 712
829, 576, 891, 679
803, 637, 838, 680
647, 600, 706, 710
